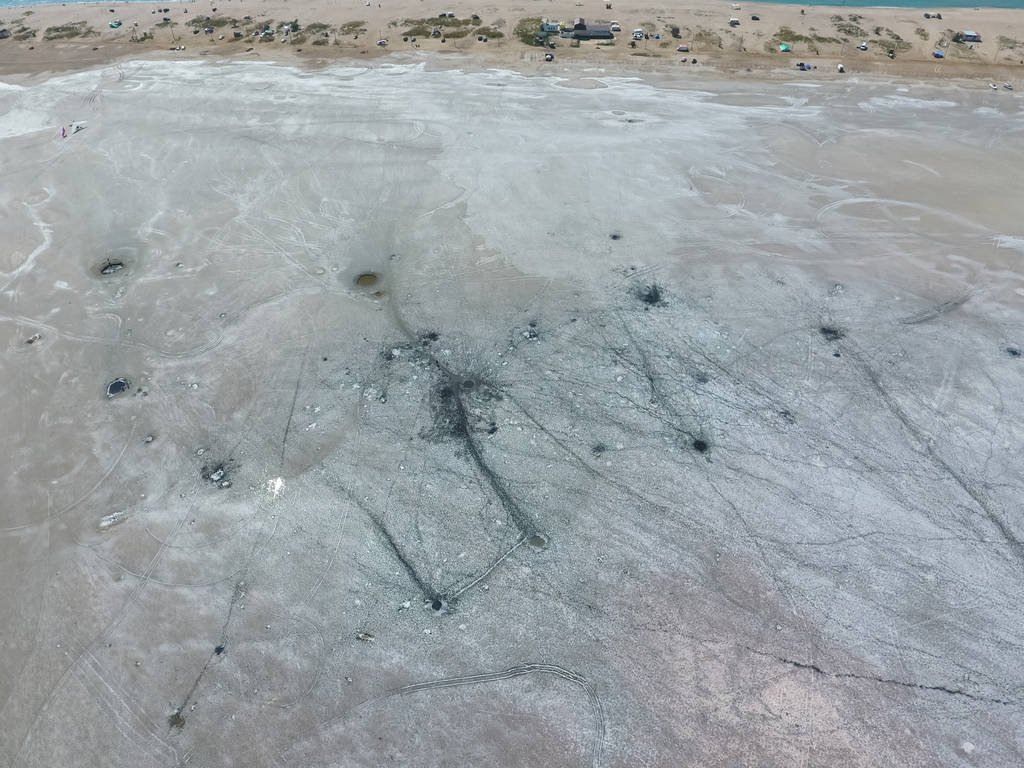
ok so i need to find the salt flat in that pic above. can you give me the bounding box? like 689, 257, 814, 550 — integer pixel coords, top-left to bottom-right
1, 59, 1023, 767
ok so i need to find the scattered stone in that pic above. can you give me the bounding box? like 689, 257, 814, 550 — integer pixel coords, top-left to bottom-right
214, 644, 225, 655
819, 326, 844, 342
144, 434, 155, 443
25, 333, 42, 344
99, 259, 125, 275
356, 631, 374, 642
99, 511, 128, 530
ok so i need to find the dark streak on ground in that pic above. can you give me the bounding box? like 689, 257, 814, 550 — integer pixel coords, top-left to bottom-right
170, 581, 246, 729
856, 354, 1024, 567
280, 341, 311, 467
367, 512, 439, 602
749, 647, 1017, 706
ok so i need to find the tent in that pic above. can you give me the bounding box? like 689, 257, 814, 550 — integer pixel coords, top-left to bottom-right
932, 50, 944, 58
779, 44, 791, 52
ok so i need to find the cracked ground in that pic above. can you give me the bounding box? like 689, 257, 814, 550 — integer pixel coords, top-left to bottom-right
1, 61, 1023, 767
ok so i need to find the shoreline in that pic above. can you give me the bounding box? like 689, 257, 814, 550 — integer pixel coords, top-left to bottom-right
2, 0, 1023, 81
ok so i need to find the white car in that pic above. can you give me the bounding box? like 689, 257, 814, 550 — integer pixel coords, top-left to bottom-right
632, 29, 643, 40
610, 21, 621, 31
857, 41, 868, 51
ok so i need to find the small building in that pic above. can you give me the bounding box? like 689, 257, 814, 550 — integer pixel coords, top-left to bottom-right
540, 18, 560, 34
573, 18, 587, 31
959, 30, 982, 43
573, 24, 613, 40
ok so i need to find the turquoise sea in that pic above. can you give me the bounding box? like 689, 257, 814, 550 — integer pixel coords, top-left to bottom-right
2, 0, 1024, 7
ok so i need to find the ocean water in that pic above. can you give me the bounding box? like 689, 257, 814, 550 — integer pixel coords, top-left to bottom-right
751, 0, 1024, 8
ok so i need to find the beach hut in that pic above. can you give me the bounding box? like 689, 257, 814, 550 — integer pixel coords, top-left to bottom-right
779, 44, 791, 53
573, 24, 614, 40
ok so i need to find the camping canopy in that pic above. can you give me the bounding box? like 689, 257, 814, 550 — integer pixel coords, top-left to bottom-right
779, 44, 791, 52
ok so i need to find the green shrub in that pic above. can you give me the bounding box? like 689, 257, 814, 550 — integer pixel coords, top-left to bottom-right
514, 17, 543, 46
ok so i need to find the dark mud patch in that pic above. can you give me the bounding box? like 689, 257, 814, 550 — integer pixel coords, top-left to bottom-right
423, 384, 469, 441
692, 438, 709, 453
419, 331, 440, 345
609, 232, 622, 240
214, 644, 225, 655
819, 326, 844, 342
591, 442, 607, 456
355, 272, 379, 287
168, 710, 185, 729
636, 284, 665, 307
1007, 346, 1021, 358
528, 534, 549, 551
105, 377, 130, 398
430, 598, 447, 614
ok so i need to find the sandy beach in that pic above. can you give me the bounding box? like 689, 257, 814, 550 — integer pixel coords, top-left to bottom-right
1, 0, 1024, 80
